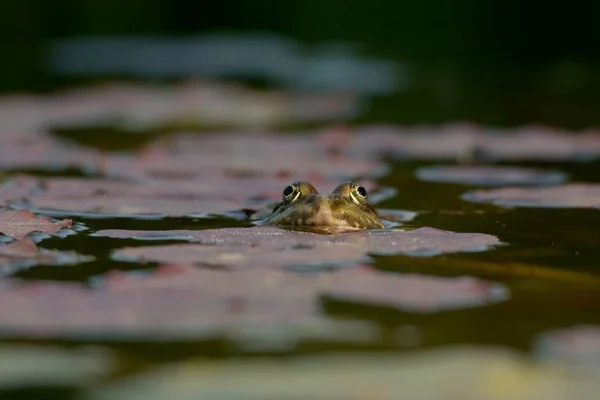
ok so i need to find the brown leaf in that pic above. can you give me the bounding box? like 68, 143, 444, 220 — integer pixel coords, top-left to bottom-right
0, 238, 95, 275
0, 209, 72, 239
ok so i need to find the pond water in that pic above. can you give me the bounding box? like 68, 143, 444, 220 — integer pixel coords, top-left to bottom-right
1, 35, 600, 399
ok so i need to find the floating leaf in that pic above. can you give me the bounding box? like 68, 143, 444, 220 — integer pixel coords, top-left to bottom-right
345, 124, 600, 161
0, 238, 95, 276
320, 268, 509, 312
463, 184, 600, 208
102, 132, 386, 182
0, 209, 72, 240
0, 176, 380, 218
0, 266, 358, 343
0, 264, 507, 342
0, 131, 100, 172
0, 345, 113, 389
0, 81, 357, 134
534, 325, 600, 371
415, 166, 567, 186
95, 226, 501, 269
87, 346, 598, 400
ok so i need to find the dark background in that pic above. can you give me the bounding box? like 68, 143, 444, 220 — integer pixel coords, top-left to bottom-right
2, 0, 600, 128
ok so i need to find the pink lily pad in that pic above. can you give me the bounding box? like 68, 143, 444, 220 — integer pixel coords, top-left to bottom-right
534, 325, 600, 369
0, 131, 100, 172
0, 176, 380, 218
0, 264, 507, 341
463, 184, 600, 208
320, 268, 508, 312
0, 210, 72, 240
95, 226, 501, 269
415, 166, 567, 186
0, 238, 95, 276
0, 81, 356, 135
344, 124, 600, 161
101, 132, 386, 182
0, 266, 363, 342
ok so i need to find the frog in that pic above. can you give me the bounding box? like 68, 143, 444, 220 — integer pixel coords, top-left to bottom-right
261, 181, 384, 233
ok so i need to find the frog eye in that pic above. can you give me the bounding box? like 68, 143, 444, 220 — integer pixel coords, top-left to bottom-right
282, 184, 300, 202
283, 185, 294, 198
350, 184, 368, 205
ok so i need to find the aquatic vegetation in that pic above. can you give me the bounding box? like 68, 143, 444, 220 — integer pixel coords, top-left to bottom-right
0, 209, 73, 240
463, 184, 600, 208
0, 82, 599, 396
415, 165, 568, 186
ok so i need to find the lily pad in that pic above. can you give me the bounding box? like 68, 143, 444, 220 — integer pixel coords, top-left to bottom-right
0, 176, 381, 218
0, 238, 95, 276
320, 268, 509, 312
86, 346, 599, 400
0, 210, 73, 240
0, 264, 508, 342
0, 81, 357, 135
463, 184, 600, 208
102, 132, 386, 182
0, 345, 113, 390
415, 166, 568, 186
95, 226, 501, 269
534, 325, 600, 371
0, 131, 100, 172
346, 124, 600, 161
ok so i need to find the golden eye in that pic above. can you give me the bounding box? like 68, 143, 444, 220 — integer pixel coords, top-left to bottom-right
282, 184, 300, 202
350, 184, 368, 205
